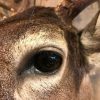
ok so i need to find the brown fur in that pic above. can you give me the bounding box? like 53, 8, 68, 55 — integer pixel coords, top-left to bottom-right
0, 3, 99, 100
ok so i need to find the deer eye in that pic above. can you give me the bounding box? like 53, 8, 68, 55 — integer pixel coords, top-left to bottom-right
19, 50, 63, 75
33, 51, 62, 73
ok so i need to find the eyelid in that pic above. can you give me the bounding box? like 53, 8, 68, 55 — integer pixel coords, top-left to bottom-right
32, 45, 65, 57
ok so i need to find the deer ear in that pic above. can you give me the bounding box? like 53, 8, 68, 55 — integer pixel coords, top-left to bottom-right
72, 2, 99, 31
80, 7, 100, 76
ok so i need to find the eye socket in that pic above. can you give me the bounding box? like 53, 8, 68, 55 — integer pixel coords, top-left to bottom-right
19, 50, 63, 75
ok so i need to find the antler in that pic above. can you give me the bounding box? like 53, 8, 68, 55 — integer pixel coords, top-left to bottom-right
55, 0, 97, 23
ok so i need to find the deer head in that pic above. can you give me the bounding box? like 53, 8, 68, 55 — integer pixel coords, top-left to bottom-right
0, 0, 99, 100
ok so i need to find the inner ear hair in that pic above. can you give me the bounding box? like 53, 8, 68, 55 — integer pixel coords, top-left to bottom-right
84, 10, 100, 35
81, 10, 100, 55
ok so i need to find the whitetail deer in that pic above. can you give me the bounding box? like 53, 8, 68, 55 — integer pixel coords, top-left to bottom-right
0, 0, 100, 100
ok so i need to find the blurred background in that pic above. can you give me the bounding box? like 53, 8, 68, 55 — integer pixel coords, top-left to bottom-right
0, 0, 61, 19
0, 0, 100, 100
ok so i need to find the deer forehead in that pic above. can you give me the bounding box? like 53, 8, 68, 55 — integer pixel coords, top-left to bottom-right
10, 24, 68, 66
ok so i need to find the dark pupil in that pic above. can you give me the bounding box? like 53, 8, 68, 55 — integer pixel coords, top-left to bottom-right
33, 51, 62, 73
